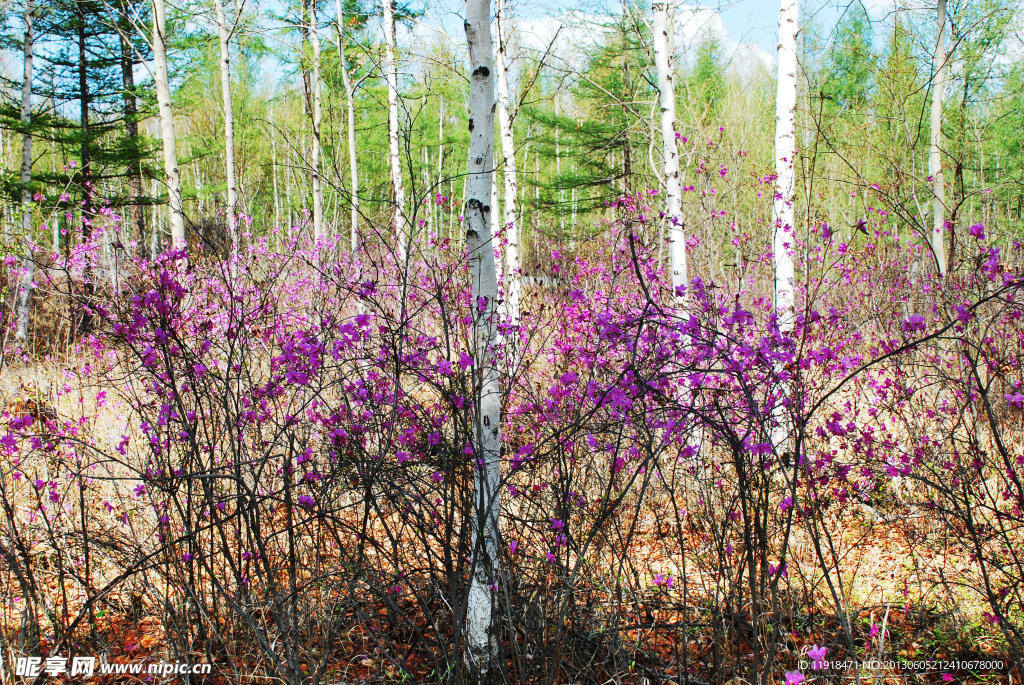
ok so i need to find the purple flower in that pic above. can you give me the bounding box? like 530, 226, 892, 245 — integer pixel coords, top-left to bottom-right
968, 223, 985, 240
297, 495, 315, 509
981, 247, 1000, 279
808, 644, 827, 670
785, 671, 805, 685
902, 314, 926, 333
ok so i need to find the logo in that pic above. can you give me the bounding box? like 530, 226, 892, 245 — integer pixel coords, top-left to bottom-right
6, 655, 211, 679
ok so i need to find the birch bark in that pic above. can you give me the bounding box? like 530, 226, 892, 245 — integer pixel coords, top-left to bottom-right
929, 0, 947, 276
310, 1, 324, 248
652, 1, 687, 300
336, 0, 360, 250
771, 0, 798, 463
214, 0, 239, 258
16, 0, 34, 341
153, 0, 186, 249
119, 2, 145, 248
773, 0, 797, 332
464, 0, 502, 672
382, 0, 406, 258
495, 0, 520, 320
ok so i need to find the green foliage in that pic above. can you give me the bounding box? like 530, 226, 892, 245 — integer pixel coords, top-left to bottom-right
1, 0, 1020, 255
689, 31, 726, 121
0, 0, 154, 220
822, 2, 873, 113
521, 14, 654, 236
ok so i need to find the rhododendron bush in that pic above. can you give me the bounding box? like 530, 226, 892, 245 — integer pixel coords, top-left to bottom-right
0, 196, 1022, 684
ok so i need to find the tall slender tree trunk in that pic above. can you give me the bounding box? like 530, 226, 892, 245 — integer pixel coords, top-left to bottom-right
437, 96, 445, 234
620, 27, 633, 195
652, 0, 687, 300
336, 0, 360, 250
309, 0, 324, 248
271, 106, 281, 232
464, 0, 501, 673
78, 3, 93, 231
490, 149, 502, 284
773, 0, 797, 333
78, 0, 96, 334
555, 116, 563, 234
770, 0, 798, 477
119, 2, 145, 251
214, 0, 239, 259
382, 0, 406, 259
495, 0, 520, 321
16, 0, 34, 341
929, 0, 947, 277
153, 0, 187, 249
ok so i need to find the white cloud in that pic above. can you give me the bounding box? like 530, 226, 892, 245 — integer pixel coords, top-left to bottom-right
674, 5, 727, 54
517, 12, 611, 70
675, 3, 773, 69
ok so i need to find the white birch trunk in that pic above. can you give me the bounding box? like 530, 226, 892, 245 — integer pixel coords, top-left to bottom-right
337, 0, 360, 250
310, 2, 324, 248
214, 0, 238, 259
437, 97, 444, 234
929, 0, 946, 276
271, 106, 280, 232
652, 0, 687, 301
490, 150, 502, 284
495, 0, 521, 321
464, 0, 501, 671
771, 0, 798, 458
382, 0, 406, 259
153, 0, 186, 250
16, 0, 34, 341
773, 0, 797, 332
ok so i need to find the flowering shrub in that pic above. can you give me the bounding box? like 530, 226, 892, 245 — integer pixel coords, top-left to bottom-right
0, 196, 1021, 684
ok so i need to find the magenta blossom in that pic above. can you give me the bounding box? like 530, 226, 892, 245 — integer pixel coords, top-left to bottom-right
808, 644, 827, 670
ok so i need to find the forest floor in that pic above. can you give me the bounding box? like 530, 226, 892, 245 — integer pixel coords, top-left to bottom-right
0, 354, 1016, 685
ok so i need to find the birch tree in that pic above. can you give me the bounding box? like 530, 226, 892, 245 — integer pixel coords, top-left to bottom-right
771, 0, 797, 457
213, 0, 239, 257
382, 0, 406, 258
118, 0, 145, 247
336, 0, 359, 249
463, 0, 502, 671
153, 0, 186, 249
495, 0, 520, 320
651, 0, 687, 300
309, 0, 324, 247
929, 0, 947, 276
16, 0, 35, 341
773, 0, 797, 333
